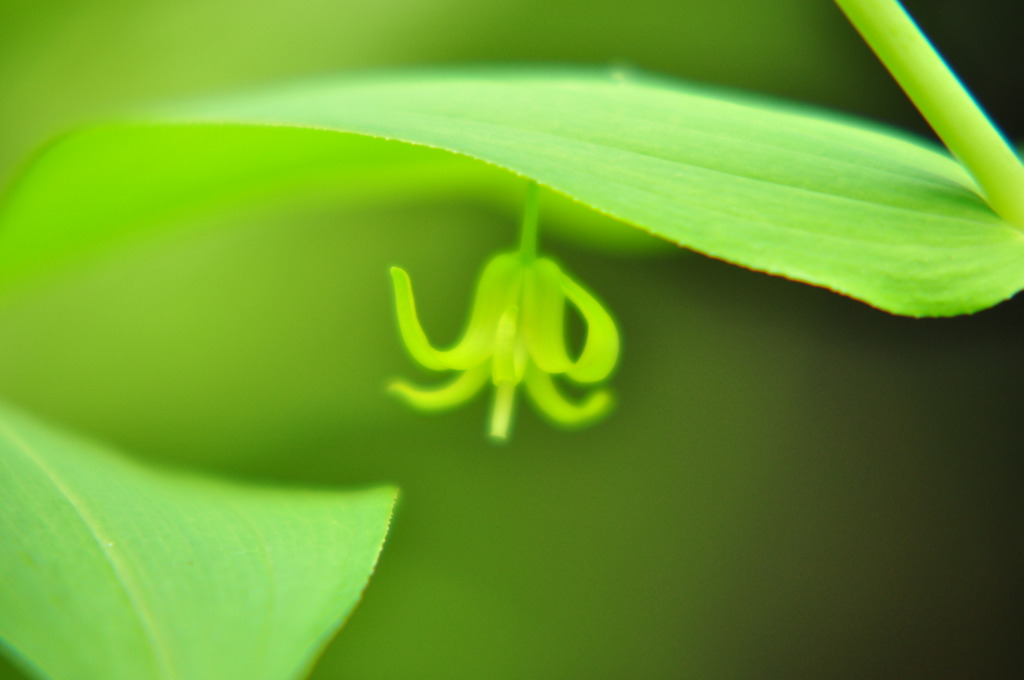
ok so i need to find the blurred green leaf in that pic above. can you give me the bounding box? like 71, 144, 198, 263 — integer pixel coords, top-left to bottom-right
0, 402, 396, 680
2, 66, 1022, 316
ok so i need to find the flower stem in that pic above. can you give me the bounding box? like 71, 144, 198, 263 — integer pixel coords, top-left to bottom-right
519, 181, 540, 260
834, 0, 1024, 229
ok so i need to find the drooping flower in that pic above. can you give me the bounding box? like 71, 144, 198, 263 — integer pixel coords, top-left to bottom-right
387, 183, 619, 440
388, 251, 619, 440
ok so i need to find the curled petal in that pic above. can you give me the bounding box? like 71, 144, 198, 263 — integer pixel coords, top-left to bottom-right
388, 363, 490, 411
560, 273, 620, 383
524, 365, 613, 427
390, 256, 519, 370
521, 258, 573, 374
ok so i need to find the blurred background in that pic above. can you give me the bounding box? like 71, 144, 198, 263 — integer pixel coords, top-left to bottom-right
1, 0, 1022, 678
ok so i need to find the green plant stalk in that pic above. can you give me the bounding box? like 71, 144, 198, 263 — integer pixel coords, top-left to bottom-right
519, 181, 540, 260
835, 0, 1024, 229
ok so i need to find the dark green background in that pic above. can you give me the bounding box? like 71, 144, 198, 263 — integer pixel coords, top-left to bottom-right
1, 0, 1022, 678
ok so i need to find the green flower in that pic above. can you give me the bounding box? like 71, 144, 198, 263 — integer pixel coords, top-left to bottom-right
388, 249, 619, 440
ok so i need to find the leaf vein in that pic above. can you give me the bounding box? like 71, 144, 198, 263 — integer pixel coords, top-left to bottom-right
0, 419, 179, 680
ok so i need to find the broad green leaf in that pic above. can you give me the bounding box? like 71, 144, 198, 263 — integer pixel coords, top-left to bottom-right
2, 66, 1023, 316
0, 402, 396, 680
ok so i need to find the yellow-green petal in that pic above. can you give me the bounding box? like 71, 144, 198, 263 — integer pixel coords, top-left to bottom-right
521, 258, 574, 374
524, 365, 613, 427
560, 273, 620, 383
459, 252, 525, 361
387, 363, 490, 411
390, 265, 496, 371
390, 266, 451, 371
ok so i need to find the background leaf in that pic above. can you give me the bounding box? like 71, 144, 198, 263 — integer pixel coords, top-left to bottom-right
0, 402, 396, 680
2, 67, 1023, 316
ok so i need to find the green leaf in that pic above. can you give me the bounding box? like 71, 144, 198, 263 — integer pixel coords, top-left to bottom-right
0, 402, 396, 680
2, 66, 1023, 316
